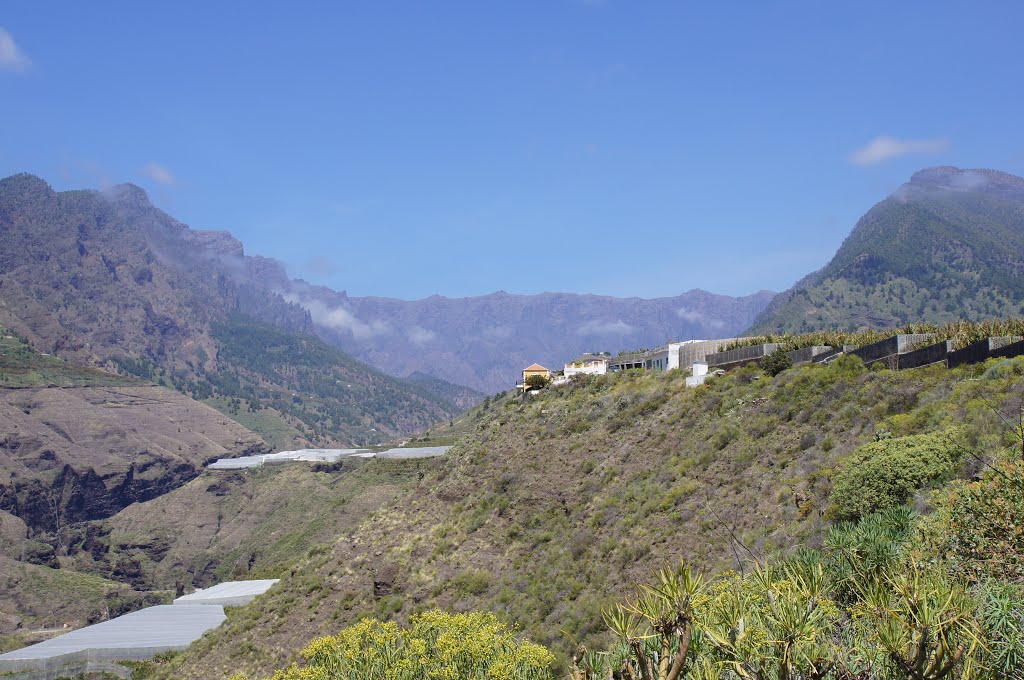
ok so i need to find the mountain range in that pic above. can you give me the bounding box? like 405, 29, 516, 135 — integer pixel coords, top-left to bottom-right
291, 284, 775, 393
0, 174, 463, 448
0, 172, 778, 400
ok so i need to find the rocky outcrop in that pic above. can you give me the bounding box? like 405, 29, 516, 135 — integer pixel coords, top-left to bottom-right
0, 385, 268, 538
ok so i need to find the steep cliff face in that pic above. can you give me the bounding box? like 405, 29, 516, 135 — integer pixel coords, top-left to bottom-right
0, 173, 310, 376
0, 384, 268, 537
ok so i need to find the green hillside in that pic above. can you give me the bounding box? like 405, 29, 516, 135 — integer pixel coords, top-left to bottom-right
148, 350, 1024, 678
752, 167, 1024, 333
0, 329, 141, 388
102, 318, 461, 450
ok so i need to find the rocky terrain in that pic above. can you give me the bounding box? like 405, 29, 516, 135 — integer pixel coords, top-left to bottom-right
0, 334, 269, 649
0, 383, 266, 535
65, 459, 432, 592
0, 331, 266, 534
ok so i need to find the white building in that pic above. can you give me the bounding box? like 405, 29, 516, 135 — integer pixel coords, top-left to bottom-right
685, 362, 710, 387
564, 353, 611, 377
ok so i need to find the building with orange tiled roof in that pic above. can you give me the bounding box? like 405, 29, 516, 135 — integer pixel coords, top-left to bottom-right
520, 363, 551, 391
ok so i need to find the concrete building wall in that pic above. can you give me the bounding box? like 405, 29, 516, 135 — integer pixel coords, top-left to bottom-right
669, 339, 739, 370
947, 336, 1022, 368
643, 348, 669, 371
850, 334, 934, 368
989, 339, 1024, 361
685, 362, 710, 387
786, 346, 833, 364
897, 340, 953, 370
706, 344, 781, 370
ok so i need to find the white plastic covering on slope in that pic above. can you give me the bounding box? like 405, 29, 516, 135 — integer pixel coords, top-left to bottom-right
0, 579, 279, 676
208, 446, 450, 469
174, 579, 279, 606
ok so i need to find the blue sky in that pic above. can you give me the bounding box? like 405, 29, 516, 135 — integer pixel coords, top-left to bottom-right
3, 2, 1023, 300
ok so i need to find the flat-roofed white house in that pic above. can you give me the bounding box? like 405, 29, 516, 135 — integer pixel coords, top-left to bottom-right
564, 353, 611, 377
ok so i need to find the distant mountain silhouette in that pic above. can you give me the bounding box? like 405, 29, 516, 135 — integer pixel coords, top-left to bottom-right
291, 284, 775, 393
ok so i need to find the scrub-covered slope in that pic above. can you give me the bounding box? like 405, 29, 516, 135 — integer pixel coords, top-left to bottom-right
65, 459, 436, 592
157, 354, 1020, 678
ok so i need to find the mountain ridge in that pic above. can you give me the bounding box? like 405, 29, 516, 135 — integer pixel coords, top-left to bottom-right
0, 173, 462, 446
750, 166, 1024, 333
0, 172, 778, 396
286, 280, 775, 393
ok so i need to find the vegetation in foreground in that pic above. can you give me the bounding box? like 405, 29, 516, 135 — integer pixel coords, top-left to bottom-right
235, 611, 556, 680
247, 474, 1024, 679
148, 345, 1024, 679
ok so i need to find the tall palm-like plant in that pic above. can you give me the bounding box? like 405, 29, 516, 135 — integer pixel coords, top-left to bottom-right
602, 563, 708, 680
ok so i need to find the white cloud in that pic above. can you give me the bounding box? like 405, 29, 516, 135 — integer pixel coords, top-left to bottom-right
141, 162, 176, 186
408, 326, 437, 345
283, 293, 389, 341
576, 319, 636, 336
0, 27, 30, 73
677, 308, 726, 331
848, 136, 949, 166
676, 308, 702, 323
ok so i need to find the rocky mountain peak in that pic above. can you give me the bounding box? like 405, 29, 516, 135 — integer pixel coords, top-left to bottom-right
184, 230, 246, 258
105, 182, 153, 210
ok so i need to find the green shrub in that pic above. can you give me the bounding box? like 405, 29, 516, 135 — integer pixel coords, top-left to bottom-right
829, 430, 963, 520
252, 610, 556, 680
758, 348, 793, 377
829, 352, 866, 378
448, 569, 491, 596
936, 462, 1024, 584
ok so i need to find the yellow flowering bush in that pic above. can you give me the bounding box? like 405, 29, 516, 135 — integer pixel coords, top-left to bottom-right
266, 610, 555, 680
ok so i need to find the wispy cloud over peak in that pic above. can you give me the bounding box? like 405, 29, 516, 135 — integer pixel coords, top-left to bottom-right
408, 326, 437, 345
283, 293, 389, 341
676, 308, 702, 322
848, 136, 949, 166
141, 162, 176, 186
576, 319, 636, 336
0, 27, 30, 73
